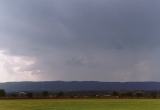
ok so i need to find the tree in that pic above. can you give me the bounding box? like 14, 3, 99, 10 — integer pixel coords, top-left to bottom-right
57, 91, 64, 97
0, 89, 6, 97
125, 91, 133, 97
150, 91, 158, 98
42, 91, 49, 97
112, 91, 119, 96
26, 92, 33, 98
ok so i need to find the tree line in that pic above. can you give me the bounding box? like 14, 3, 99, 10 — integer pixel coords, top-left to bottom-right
1, 89, 160, 99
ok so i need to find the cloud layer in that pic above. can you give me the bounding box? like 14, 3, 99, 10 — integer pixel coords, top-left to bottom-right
1, 0, 160, 81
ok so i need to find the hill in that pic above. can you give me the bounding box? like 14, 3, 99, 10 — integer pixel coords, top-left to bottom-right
1, 81, 160, 92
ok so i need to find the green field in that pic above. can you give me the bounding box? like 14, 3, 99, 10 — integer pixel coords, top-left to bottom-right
0, 99, 160, 110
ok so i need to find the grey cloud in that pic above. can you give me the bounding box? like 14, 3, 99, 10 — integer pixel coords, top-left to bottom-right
1, 0, 160, 51
0, 0, 160, 81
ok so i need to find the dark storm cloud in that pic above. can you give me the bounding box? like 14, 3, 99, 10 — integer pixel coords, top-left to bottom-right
0, 0, 160, 81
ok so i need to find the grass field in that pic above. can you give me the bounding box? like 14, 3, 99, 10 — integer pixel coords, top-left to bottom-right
0, 99, 160, 110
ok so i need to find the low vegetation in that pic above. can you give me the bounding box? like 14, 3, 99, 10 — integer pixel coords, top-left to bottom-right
1, 99, 160, 110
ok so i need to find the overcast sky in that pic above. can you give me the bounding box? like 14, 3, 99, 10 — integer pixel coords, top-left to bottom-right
0, 0, 160, 82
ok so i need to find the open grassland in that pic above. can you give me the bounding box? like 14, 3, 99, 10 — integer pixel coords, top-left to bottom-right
1, 99, 160, 110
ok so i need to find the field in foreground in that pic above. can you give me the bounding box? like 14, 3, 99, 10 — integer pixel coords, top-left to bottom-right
1, 99, 160, 110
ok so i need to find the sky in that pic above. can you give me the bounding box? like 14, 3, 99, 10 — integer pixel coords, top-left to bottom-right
0, 0, 160, 82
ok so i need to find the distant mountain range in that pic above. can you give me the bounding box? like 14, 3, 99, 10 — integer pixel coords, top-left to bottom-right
1, 81, 160, 92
